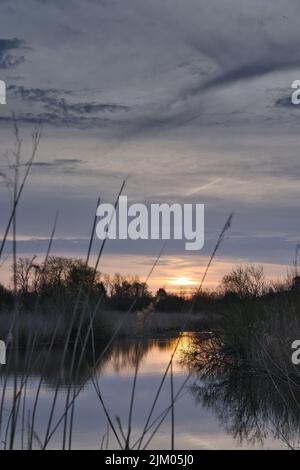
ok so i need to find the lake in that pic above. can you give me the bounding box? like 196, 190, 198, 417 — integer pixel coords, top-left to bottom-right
0, 333, 298, 450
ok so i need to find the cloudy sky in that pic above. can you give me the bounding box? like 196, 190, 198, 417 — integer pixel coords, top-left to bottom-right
1, 0, 300, 291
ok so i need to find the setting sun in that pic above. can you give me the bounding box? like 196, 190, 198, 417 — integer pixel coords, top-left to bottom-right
172, 277, 195, 286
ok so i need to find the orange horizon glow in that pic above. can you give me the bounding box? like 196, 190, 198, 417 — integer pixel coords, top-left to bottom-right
170, 276, 196, 287
0, 251, 292, 295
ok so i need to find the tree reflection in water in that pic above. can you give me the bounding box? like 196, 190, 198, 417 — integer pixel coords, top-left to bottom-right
0, 337, 176, 387
182, 336, 300, 449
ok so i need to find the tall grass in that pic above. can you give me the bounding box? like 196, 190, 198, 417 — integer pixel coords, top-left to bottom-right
1, 120, 175, 449
2, 119, 297, 450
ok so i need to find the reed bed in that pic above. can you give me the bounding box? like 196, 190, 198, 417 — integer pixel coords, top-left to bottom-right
0, 119, 298, 450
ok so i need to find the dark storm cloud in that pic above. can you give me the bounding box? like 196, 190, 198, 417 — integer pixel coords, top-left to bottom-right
8, 86, 129, 113
1, 0, 300, 276
275, 95, 295, 108
179, 20, 300, 101
3, 1, 300, 132
201, 58, 300, 95
23, 158, 84, 169
21, 158, 84, 173
7, 85, 72, 101
0, 157, 83, 173
0, 37, 25, 69
0, 112, 113, 128
27, 161, 54, 168
65, 102, 129, 114
54, 158, 83, 164
6, 85, 130, 126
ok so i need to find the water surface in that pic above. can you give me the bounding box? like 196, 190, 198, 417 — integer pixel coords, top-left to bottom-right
0, 333, 298, 450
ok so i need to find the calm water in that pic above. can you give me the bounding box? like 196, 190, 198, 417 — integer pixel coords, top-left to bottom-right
0, 333, 299, 450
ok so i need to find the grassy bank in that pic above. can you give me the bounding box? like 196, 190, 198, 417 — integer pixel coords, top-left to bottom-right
0, 308, 205, 346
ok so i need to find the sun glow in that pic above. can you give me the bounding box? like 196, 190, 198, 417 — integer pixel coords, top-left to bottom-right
171, 277, 195, 286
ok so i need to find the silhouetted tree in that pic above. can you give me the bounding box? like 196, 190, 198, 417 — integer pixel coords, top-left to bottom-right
221, 265, 266, 299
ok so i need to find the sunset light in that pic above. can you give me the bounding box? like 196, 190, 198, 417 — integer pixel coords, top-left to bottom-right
171, 277, 195, 287
0, 0, 296, 454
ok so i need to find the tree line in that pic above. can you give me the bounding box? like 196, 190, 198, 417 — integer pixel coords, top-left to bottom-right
0, 257, 297, 313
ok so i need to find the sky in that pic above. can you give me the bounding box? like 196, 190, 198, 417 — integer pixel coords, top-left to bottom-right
1, 0, 300, 291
